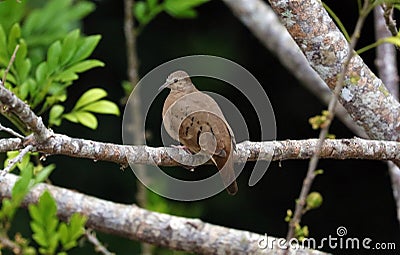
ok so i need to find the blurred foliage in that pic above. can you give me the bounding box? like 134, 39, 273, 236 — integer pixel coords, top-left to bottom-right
29, 191, 87, 255
0, 0, 118, 254
0, 161, 56, 254
134, 0, 210, 33
0, 0, 119, 132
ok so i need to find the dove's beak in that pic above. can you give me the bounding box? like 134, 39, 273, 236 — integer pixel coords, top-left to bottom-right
158, 81, 170, 92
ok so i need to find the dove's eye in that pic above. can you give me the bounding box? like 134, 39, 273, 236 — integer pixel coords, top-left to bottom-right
173, 79, 178, 83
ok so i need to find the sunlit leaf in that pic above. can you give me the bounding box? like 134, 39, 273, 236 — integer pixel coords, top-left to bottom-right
81, 100, 120, 115
75, 111, 98, 129
74, 88, 107, 110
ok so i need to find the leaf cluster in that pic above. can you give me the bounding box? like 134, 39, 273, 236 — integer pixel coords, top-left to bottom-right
0, 0, 119, 131
134, 0, 210, 32
29, 191, 87, 255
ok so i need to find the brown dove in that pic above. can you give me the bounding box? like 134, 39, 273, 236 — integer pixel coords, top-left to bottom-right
159, 70, 238, 195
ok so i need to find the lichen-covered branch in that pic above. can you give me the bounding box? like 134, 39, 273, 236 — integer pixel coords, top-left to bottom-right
284, 0, 371, 242
0, 83, 398, 167
222, 0, 366, 137
0, 83, 52, 141
0, 173, 328, 255
268, 0, 400, 142
1, 136, 400, 166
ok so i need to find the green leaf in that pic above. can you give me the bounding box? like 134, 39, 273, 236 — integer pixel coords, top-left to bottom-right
81, 100, 120, 115
164, 0, 209, 18
40, 94, 67, 115
59, 213, 87, 251
63, 112, 79, 123
75, 111, 98, 129
73, 88, 108, 110
68, 1, 96, 20
7, 23, 21, 53
18, 82, 29, 100
166, 8, 197, 18
47, 41, 62, 74
11, 164, 33, 204
53, 70, 79, 82
36, 191, 57, 222
5, 150, 31, 172
17, 152, 31, 170
70, 35, 101, 63
0, 199, 12, 220
60, 29, 80, 65
64, 59, 104, 73
35, 62, 48, 83
52, 60, 103, 83
0, 25, 8, 65
15, 41, 31, 82
134, 2, 147, 23
29, 190, 60, 254
68, 214, 87, 239
59, 223, 69, 246
0, 1, 25, 32
34, 164, 56, 184
147, 0, 158, 9
1, 164, 35, 221
4, 151, 18, 169
49, 105, 65, 126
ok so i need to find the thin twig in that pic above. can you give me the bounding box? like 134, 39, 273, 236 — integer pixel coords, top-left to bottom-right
123, 0, 139, 85
286, 0, 371, 243
1, 145, 33, 176
123, 1, 151, 254
374, 6, 400, 225
0, 235, 22, 254
2, 45, 20, 85
382, 5, 398, 36
0, 123, 24, 139
85, 229, 115, 255
123, 0, 149, 208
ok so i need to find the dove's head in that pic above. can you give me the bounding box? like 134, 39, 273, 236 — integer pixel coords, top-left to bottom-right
159, 70, 196, 92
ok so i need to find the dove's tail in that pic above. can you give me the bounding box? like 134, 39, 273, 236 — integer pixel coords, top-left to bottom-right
214, 142, 238, 195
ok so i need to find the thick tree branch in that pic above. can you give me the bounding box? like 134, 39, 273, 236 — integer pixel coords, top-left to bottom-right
285, 0, 371, 242
0, 83, 52, 141
267, 0, 400, 142
0, 83, 398, 167
0, 173, 328, 255
222, 0, 366, 138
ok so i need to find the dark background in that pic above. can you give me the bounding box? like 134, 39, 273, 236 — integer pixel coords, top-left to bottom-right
13, 0, 399, 254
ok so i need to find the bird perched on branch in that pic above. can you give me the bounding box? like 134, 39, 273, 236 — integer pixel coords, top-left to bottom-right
159, 70, 238, 195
